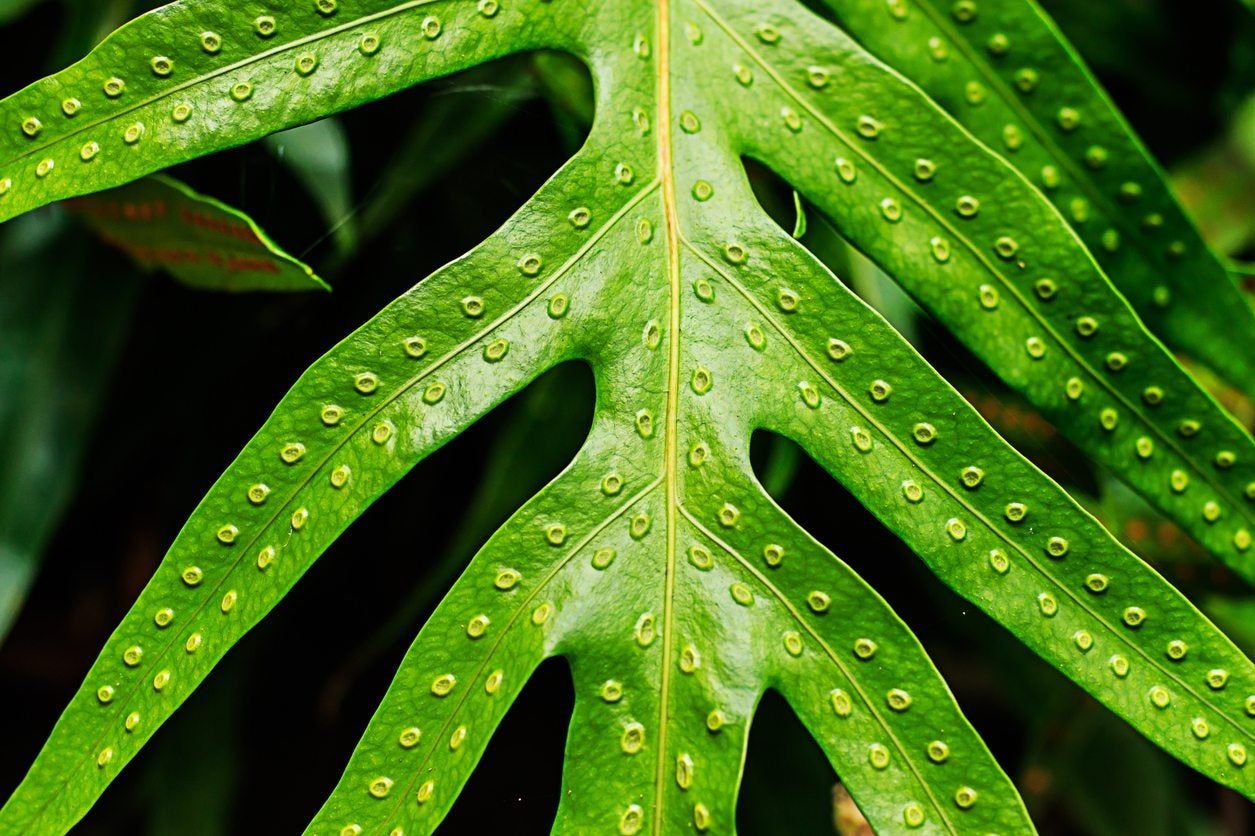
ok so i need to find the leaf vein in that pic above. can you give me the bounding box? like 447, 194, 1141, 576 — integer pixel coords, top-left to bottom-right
694, 0, 1250, 521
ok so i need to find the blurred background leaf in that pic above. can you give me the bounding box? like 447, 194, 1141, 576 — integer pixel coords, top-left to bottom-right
0, 0, 40, 26
265, 120, 355, 259
68, 176, 326, 293
0, 211, 138, 642
1173, 96, 1255, 258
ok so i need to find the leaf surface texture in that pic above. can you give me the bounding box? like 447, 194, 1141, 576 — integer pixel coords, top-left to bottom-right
1, 1, 1252, 833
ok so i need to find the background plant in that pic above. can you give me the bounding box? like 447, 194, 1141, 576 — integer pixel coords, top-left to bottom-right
0, 1, 1249, 833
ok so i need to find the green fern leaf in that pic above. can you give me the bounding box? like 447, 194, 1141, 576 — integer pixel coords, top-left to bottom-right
1, 2, 1252, 834
0, 0, 543, 219
818, 0, 1255, 395
714, 1, 1255, 584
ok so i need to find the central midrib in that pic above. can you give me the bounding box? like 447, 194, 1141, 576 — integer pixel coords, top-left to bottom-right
653, 0, 683, 832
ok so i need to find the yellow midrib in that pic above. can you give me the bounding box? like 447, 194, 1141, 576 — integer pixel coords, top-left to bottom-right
653, 0, 683, 832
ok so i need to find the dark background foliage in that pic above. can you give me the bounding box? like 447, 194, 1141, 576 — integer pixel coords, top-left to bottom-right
1, 1, 1253, 833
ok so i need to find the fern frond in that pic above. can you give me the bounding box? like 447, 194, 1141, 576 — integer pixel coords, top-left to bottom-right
2, 1, 1251, 833
819, 0, 1255, 394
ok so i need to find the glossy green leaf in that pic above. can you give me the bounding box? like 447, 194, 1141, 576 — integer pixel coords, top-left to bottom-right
819, 0, 1255, 394
67, 174, 326, 292
804, 211, 924, 346
1, 1, 1253, 834
0, 0, 549, 221
730, 1, 1255, 585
